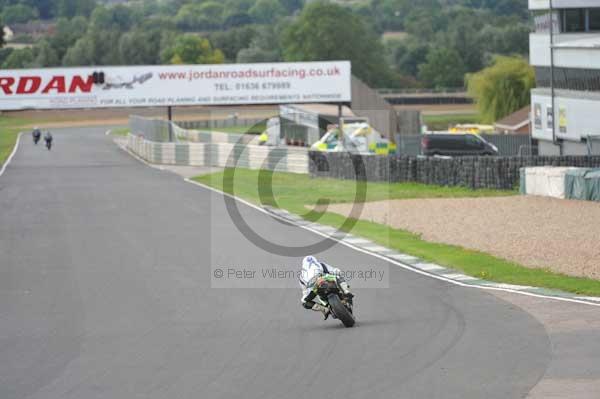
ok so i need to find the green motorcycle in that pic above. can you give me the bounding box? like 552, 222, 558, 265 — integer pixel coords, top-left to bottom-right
313, 274, 355, 328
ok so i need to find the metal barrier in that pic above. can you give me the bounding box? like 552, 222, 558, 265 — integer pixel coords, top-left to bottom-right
129, 115, 178, 143
175, 118, 265, 130
481, 134, 537, 156
587, 135, 600, 155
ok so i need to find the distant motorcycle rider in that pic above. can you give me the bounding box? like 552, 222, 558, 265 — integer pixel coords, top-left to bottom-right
44, 131, 53, 149
299, 256, 353, 319
32, 127, 41, 144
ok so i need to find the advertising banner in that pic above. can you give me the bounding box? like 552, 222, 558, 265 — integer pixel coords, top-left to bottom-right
0, 61, 352, 110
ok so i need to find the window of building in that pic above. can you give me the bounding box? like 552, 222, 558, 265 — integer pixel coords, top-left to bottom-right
534, 67, 600, 92
589, 8, 600, 31
563, 9, 586, 32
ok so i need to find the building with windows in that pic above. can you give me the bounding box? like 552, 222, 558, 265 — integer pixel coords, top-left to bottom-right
529, 0, 600, 155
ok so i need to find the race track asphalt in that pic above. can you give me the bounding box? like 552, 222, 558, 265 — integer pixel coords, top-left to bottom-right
0, 127, 551, 399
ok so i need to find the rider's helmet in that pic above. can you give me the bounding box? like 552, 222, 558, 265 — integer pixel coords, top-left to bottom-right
300, 256, 323, 288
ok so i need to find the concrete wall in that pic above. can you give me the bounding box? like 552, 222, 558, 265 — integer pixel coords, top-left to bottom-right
127, 135, 308, 174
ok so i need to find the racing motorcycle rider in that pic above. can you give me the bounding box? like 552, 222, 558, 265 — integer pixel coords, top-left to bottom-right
44, 131, 53, 149
299, 256, 353, 319
32, 127, 41, 144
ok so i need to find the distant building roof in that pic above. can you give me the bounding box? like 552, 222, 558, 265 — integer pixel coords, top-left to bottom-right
282, 103, 355, 117
3, 26, 14, 41
8, 21, 55, 36
495, 106, 531, 133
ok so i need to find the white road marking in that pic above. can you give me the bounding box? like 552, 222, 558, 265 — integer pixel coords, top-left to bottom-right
361, 244, 395, 253
482, 283, 533, 291
414, 263, 446, 271
388, 254, 419, 263
118, 144, 600, 308
442, 273, 478, 281
576, 296, 600, 302
341, 237, 372, 245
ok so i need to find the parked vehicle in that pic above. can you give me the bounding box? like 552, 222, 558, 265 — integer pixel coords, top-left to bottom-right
421, 133, 498, 156
311, 118, 396, 155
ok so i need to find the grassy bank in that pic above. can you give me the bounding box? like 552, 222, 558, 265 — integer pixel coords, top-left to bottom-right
1, 116, 32, 165
194, 169, 600, 296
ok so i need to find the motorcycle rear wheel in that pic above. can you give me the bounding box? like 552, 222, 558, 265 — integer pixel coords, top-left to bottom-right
328, 294, 355, 328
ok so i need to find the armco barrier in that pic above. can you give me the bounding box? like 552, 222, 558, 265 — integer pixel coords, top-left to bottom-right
309, 152, 600, 190
127, 135, 308, 174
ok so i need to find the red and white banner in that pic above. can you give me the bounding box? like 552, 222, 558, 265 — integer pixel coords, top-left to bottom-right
0, 61, 351, 110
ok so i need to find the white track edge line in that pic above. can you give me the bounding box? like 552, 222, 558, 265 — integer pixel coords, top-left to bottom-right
118, 143, 600, 308
184, 179, 600, 308
0, 131, 22, 177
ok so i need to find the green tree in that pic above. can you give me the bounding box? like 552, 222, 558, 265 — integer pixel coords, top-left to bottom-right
387, 37, 429, 78
163, 34, 224, 64
0, 48, 14, 65
2, 47, 35, 68
236, 25, 280, 63
443, 19, 484, 72
119, 29, 162, 65
467, 56, 535, 123
175, 2, 224, 31
2, 4, 39, 24
249, 0, 286, 24
418, 47, 466, 88
26, 0, 55, 19
55, 0, 96, 18
282, 2, 394, 87
478, 23, 529, 56
62, 28, 121, 66
280, 0, 304, 13
210, 25, 256, 61
33, 39, 59, 67
62, 36, 96, 66
90, 5, 137, 32
50, 17, 88, 61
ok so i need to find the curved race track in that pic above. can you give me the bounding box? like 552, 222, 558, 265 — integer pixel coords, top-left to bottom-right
0, 127, 551, 398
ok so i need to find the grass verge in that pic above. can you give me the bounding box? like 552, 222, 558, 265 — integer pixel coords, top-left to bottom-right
194, 168, 600, 297
1, 116, 33, 165
110, 127, 130, 136
211, 122, 266, 135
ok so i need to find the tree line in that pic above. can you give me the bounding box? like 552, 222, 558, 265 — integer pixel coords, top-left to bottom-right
0, 0, 531, 90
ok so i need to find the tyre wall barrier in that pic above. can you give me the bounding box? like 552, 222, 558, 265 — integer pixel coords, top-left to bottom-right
309, 151, 600, 190
127, 135, 308, 174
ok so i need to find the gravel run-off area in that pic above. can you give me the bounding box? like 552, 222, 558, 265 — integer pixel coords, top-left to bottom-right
328, 196, 600, 280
